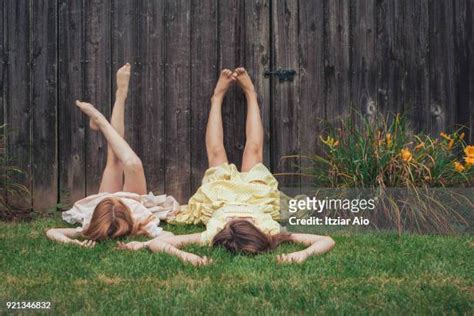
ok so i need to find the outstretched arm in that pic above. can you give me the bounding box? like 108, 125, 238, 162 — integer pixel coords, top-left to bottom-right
117, 233, 212, 266
46, 228, 96, 248
277, 233, 335, 264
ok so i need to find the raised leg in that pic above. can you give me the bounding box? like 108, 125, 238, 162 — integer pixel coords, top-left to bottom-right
206, 69, 235, 168
234, 68, 264, 172
76, 100, 147, 195
98, 63, 131, 193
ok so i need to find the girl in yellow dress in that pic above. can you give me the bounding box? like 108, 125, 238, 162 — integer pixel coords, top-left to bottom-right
118, 68, 335, 265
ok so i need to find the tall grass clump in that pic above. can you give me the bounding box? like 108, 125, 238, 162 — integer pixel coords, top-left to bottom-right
283, 113, 474, 234
0, 125, 30, 221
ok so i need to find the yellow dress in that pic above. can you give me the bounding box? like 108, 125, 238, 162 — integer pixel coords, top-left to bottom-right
172, 162, 282, 225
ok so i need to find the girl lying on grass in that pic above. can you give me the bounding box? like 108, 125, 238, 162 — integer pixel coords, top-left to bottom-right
118, 68, 335, 265
46, 63, 179, 247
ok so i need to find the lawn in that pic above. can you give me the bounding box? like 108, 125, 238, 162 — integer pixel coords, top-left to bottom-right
0, 218, 472, 314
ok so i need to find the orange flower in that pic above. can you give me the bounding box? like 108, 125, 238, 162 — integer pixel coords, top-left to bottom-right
386, 133, 392, 147
447, 139, 455, 150
454, 161, 465, 172
401, 148, 412, 162
320, 135, 339, 148
415, 142, 425, 151
440, 132, 452, 141
465, 156, 474, 165
459, 132, 465, 140
464, 145, 474, 158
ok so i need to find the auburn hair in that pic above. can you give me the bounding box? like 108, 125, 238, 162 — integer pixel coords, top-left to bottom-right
82, 197, 155, 241
211, 219, 293, 255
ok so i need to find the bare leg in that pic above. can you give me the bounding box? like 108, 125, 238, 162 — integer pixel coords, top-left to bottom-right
206, 69, 235, 167
98, 63, 131, 193
234, 67, 264, 172
76, 100, 147, 195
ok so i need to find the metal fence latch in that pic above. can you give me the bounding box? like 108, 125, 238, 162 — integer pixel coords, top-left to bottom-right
264, 69, 296, 82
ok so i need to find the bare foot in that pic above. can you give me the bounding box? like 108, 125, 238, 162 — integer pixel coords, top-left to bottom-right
213, 69, 235, 100
233, 67, 256, 97
75, 100, 105, 129
116, 63, 131, 95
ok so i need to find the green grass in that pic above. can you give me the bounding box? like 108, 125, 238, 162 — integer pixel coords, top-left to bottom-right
0, 218, 473, 315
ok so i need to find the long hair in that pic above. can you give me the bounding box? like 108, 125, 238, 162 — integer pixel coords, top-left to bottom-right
82, 197, 155, 241
211, 219, 292, 255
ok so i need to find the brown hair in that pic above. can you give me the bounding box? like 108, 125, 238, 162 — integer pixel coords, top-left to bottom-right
211, 219, 293, 255
82, 197, 155, 241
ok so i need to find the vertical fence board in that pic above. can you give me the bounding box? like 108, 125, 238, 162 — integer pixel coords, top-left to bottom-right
375, 0, 395, 114
298, 0, 325, 188
1, 0, 6, 204
0, 0, 4, 126
190, 0, 217, 193
31, 0, 58, 211
271, 0, 300, 187
134, 1, 165, 194
5, 0, 32, 208
58, 0, 86, 206
402, 0, 430, 132
84, 0, 111, 195
429, 0, 456, 135
325, 0, 351, 122
454, 0, 472, 141
469, 0, 474, 144
164, 0, 191, 203
350, 0, 376, 121
244, 0, 271, 166
219, 0, 246, 168
112, 0, 138, 166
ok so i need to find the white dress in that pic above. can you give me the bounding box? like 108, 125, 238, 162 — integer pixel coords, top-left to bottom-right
62, 192, 180, 237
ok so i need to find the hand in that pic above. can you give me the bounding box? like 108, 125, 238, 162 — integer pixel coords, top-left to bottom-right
72, 239, 96, 248
116, 241, 146, 251
182, 253, 213, 266
277, 250, 308, 264
165, 210, 179, 220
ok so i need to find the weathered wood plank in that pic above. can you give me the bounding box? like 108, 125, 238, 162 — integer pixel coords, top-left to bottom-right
112, 0, 166, 194
84, 0, 111, 196
134, 0, 165, 194
469, 0, 474, 144
58, 0, 86, 206
298, 0, 325, 188
164, 0, 191, 203
111, 0, 136, 150
453, 0, 472, 141
5, 0, 32, 208
0, 0, 4, 126
31, 0, 58, 211
428, 0, 456, 135
219, 0, 246, 169
401, 0, 430, 133
375, 0, 396, 115
325, 0, 351, 122
271, 0, 300, 188
244, 0, 270, 166
350, 0, 377, 123
1, 0, 5, 204
190, 0, 217, 193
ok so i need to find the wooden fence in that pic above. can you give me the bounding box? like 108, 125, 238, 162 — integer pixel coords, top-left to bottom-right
1, 0, 472, 210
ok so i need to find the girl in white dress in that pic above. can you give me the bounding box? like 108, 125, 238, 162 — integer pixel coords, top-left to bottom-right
46, 63, 178, 247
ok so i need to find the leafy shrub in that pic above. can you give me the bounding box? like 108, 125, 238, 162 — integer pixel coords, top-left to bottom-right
282, 113, 473, 234
0, 125, 31, 221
